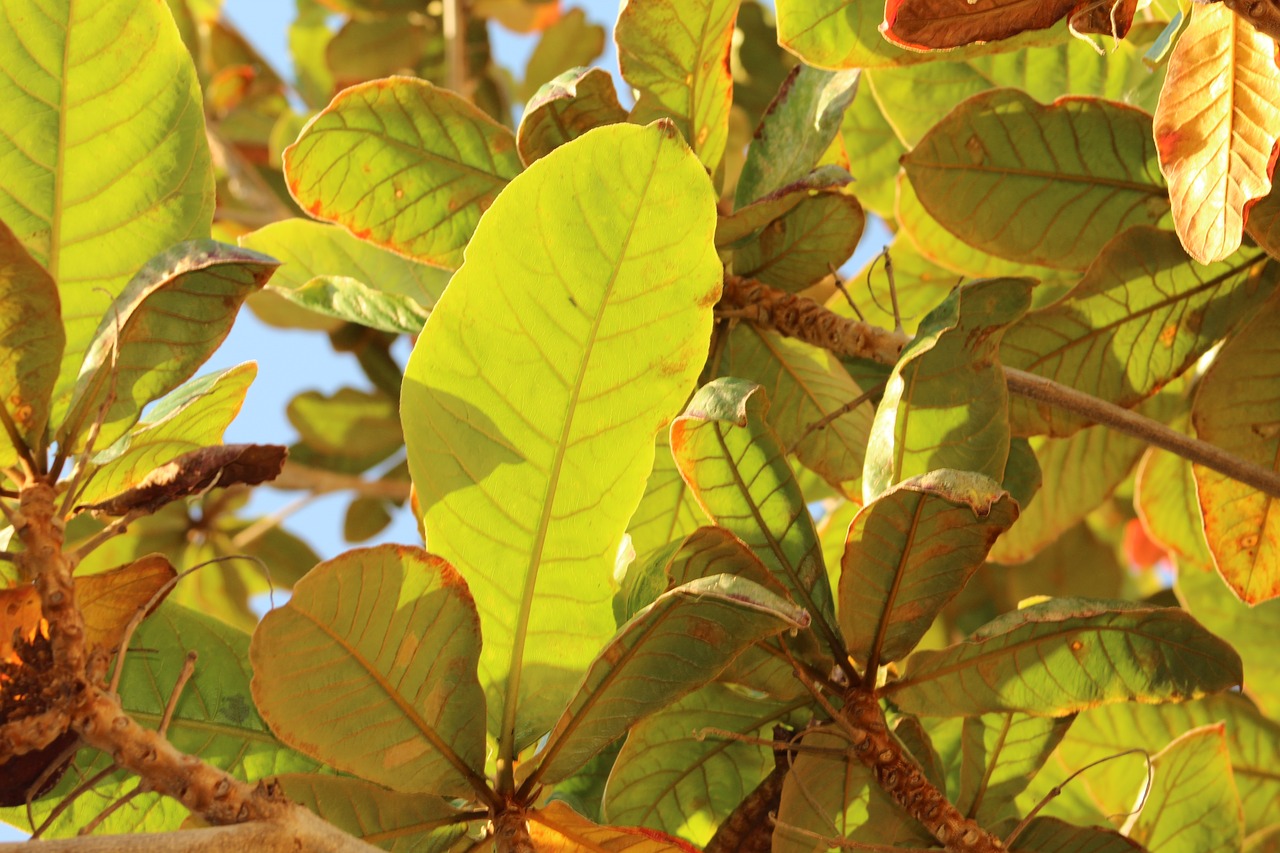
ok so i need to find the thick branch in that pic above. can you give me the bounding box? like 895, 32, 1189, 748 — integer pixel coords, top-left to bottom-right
719, 276, 1280, 499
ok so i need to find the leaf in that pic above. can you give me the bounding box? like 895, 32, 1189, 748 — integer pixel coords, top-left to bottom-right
838, 86, 906, 219
521, 9, 605, 100
76, 555, 177, 652
627, 434, 705, 568
1122, 724, 1244, 853
956, 712, 1075, 826
882, 0, 1075, 51
829, 237, 956, 336
527, 801, 700, 852
1001, 228, 1276, 437
1154, 2, 1280, 264
401, 123, 720, 752
670, 378, 839, 645
283, 78, 522, 269
1178, 567, 1280, 715
326, 19, 430, 92
735, 66, 860, 206
902, 89, 1169, 271
1136, 420, 1214, 570
722, 324, 874, 499
1191, 294, 1280, 604
0, 0, 214, 413
551, 741, 623, 825
617, 0, 740, 173
886, 598, 1243, 717
717, 165, 846, 247
77, 363, 257, 508
250, 545, 487, 798
731, 180, 865, 292
1009, 818, 1144, 852
344, 496, 394, 543
276, 774, 471, 852
863, 277, 1032, 502
288, 387, 403, 474
839, 470, 1020, 669
272, 277, 430, 335
57, 241, 278, 451
532, 574, 808, 784
603, 685, 791, 846
517, 67, 629, 166
77, 444, 286, 517
1246, 179, 1280, 261
0, 220, 63, 453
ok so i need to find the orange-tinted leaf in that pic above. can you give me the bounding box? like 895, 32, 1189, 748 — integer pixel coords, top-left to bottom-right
0, 585, 42, 662
1154, 2, 1280, 263
76, 555, 177, 652
527, 801, 699, 852
883, 0, 1075, 51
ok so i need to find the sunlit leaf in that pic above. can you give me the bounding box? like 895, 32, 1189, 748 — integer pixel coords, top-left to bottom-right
0, 220, 63, 456
863, 277, 1032, 502
731, 179, 864, 292
837, 87, 905, 220
551, 741, 623, 825
1178, 567, 1280, 715
251, 545, 486, 798
670, 378, 839, 644
289, 0, 335, 109
735, 66, 859, 206
284, 78, 522, 269
0, 0, 214, 414
402, 123, 720, 751
57, 242, 277, 451
1136, 418, 1214, 570
1122, 724, 1243, 853
1192, 293, 1280, 602
902, 89, 1168, 271
521, 9, 605, 100
887, 598, 1242, 717
288, 387, 402, 475
882, 0, 1075, 51
1002, 228, 1276, 437
1154, 2, 1280, 264
840, 469, 1019, 668
527, 801, 699, 852
617, 0, 739, 173
326, 19, 430, 92
517, 67, 629, 166
956, 712, 1074, 826
828, 237, 956, 336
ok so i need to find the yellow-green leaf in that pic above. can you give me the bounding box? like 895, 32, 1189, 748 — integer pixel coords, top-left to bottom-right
1010, 818, 1144, 852
517, 67, 628, 166
527, 800, 695, 852
1136, 418, 1214, 570
1154, 2, 1280, 264
250, 545, 488, 798
284, 78, 522, 269
0, 219, 63, 455
401, 123, 720, 754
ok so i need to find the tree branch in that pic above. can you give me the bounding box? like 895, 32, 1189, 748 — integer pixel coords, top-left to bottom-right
269, 462, 411, 501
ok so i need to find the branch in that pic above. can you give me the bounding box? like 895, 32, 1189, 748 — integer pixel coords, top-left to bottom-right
270, 461, 411, 501
718, 276, 1280, 499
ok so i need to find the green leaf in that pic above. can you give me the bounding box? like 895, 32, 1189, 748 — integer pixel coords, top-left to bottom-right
344, 495, 394, 543
839, 469, 1020, 669
1003, 436, 1042, 510
531, 574, 808, 785
549, 740, 622, 824
276, 775, 471, 852
956, 713, 1075, 826
627, 434, 705, 569
58, 241, 277, 450
603, 684, 792, 846
0, 0, 215, 414
288, 387, 402, 473
1178, 568, 1280, 716
717, 165, 845, 248
735, 66, 860, 206
722, 323, 874, 499
887, 598, 1243, 717
250, 545, 488, 798
401, 123, 720, 753
863, 277, 1032, 502
279, 277, 431, 334
830, 236, 956, 336
617, 0, 740, 173
1137, 424, 1214, 570
521, 9, 605, 101
1009, 818, 1145, 852
1191, 295, 1280, 604
288, 0, 335, 110
77, 363, 256, 507
838, 86, 907, 220
902, 89, 1168, 271
1123, 724, 1244, 853
283, 78, 522, 269
326, 19, 430, 91
516, 67, 628, 166
670, 377, 840, 646
0, 219, 63, 454
1003, 229, 1276, 437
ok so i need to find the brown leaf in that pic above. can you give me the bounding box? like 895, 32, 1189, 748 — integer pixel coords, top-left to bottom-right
1069, 0, 1139, 38
77, 444, 287, 517
77, 555, 177, 652
1223, 0, 1280, 41
882, 0, 1075, 51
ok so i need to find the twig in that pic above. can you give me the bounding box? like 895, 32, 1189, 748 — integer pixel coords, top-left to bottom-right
270, 462, 411, 501
789, 384, 884, 455
881, 248, 903, 333
231, 494, 319, 549
0, 401, 36, 477
159, 652, 198, 734
67, 510, 146, 566
78, 785, 145, 837
830, 263, 865, 322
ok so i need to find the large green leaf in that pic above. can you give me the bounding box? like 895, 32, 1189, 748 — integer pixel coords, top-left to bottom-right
288, 387, 403, 474
670, 378, 839, 646
735, 66, 859, 206
516, 67, 628, 166
886, 598, 1243, 717
250, 545, 488, 798
0, 0, 214, 413
863, 277, 1032, 502
283, 78, 522, 269
839, 469, 1019, 670
77, 363, 256, 507
0, 219, 63, 455
401, 123, 720, 754
276, 775, 470, 852
617, 0, 739, 174
1003, 229, 1276, 437
1122, 724, 1243, 853
603, 685, 794, 846
956, 712, 1075, 826
1178, 568, 1280, 715
902, 89, 1168, 271
530, 574, 808, 785
1191, 295, 1280, 604
57, 241, 277, 450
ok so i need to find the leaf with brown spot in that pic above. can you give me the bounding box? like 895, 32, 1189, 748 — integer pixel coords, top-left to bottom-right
76, 555, 177, 653
76, 444, 287, 517
882, 0, 1077, 51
